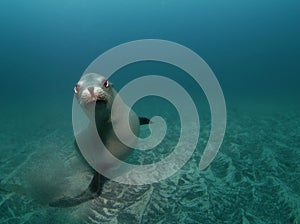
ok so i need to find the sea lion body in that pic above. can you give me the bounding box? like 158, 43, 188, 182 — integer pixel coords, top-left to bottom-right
50, 73, 148, 207
75, 73, 139, 165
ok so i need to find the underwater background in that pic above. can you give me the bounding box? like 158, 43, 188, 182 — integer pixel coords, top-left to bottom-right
0, 0, 299, 223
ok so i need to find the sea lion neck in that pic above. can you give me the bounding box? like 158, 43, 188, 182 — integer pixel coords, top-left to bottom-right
94, 103, 111, 127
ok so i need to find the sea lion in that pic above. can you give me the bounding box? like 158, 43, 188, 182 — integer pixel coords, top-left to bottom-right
49, 73, 149, 207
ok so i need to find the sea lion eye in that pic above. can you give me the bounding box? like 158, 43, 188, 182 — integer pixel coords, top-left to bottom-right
104, 80, 109, 88
74, 84, 80, 94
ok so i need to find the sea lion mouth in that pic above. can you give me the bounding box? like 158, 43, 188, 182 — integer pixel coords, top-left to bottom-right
83, 98, 107, 107
96, 99, 107, 104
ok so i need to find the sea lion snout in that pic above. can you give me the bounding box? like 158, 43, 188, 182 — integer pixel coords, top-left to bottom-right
80, 86, 108, 105
87, 86, 94, 94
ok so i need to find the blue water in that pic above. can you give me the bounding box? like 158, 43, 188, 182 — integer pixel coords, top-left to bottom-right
0, 0, 299, 223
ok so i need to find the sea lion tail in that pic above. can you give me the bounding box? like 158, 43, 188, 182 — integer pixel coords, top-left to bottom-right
139, 117, 151, 125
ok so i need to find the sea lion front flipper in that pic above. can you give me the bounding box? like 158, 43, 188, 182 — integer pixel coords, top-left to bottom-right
86, 172, 108, 195
49, 172, 107, 208
139, 117, 151, 125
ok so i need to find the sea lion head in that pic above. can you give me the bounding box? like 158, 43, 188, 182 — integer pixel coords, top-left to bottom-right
74, 73, 115, 121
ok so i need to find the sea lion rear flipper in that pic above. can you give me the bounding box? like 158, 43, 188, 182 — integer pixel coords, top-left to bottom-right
49, 172, 107, 208
139, 117, 151, 125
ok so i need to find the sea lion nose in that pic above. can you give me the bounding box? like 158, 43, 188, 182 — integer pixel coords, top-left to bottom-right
88, 87, 94, 95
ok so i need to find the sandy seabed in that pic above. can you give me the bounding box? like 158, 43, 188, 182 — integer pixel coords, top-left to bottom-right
0, 101, 299, 224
